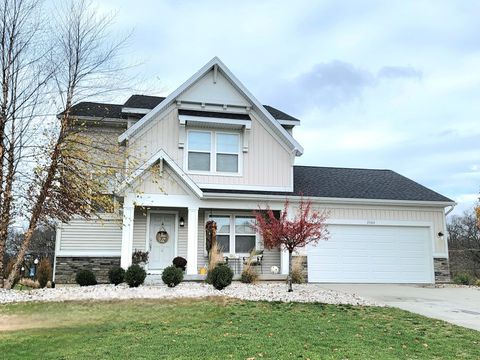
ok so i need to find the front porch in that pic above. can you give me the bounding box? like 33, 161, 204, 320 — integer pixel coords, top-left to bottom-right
120, 193, 289, 277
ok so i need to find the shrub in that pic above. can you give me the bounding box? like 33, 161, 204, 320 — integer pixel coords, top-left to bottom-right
125, 264, 146, 288
37, 258, 52, 288
475, 279, 480, 287
75, 269, 97, 286
240, 267, 258, 284
210, 264, 233, 290
290, 256, 305, 284
172, 256, 187, 271
162, 265, 183, 287
206, 242, 224, 284
453, 273, 472, 285
108, 266, 125, 285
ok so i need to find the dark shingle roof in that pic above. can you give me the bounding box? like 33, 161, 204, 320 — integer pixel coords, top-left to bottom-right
123, 95, 166, 109
202, 166, 453, 203
263, 105, 300, 122
178, 109, 251, 120
123, 95, 299, 121
68, 102, 123, 118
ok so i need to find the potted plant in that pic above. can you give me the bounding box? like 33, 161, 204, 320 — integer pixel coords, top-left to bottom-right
132, 250, 149, 268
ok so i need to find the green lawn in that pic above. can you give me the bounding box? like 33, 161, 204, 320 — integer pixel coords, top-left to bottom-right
0, 298, 478, 359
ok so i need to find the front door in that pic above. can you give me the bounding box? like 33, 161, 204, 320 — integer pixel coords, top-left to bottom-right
149, 213, 176, 270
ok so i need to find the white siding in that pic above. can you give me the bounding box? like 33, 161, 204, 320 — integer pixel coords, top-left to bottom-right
57, 217, 122, 255
127, 106, 293, 190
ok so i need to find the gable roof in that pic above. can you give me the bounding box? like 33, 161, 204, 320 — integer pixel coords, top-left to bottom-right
117, 57, 304, 155
202, 165, 454, 204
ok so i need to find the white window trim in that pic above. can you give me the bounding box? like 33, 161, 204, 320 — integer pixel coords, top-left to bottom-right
205, 211, 258, 257
185, 128, 243, 176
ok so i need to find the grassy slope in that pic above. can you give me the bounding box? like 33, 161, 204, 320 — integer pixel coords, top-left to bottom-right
0, 298, 479, 359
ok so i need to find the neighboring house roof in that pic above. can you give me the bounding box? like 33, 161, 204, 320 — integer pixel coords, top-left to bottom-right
202, 165, 454, 203
123, 95, 166, 109
68, 102, 123, 119
118, 57, 304, 155
263, 105, 300, 122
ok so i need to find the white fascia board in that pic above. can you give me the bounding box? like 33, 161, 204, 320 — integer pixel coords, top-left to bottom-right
198, 183, 292, 192
202, 192, 456, 208
122, 107, 151, 114
118, 149, 203, 198
118, 57, 304, 156
179, 115, 251, 129
278, 119, 300, 126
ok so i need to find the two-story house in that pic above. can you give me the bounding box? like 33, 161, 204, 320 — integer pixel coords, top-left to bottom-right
54, 57, 455, 284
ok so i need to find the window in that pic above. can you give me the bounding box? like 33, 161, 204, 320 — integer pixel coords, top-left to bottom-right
187, 131, 211, 171
187, 130, 240, 173
208, 214, 256, 255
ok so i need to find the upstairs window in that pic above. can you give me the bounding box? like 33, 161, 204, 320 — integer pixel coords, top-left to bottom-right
187, 131, 211, 171
187, 130, 240, 174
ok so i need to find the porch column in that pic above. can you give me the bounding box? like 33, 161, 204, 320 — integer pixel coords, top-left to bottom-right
280, 250, 289, 275
186, 207, 199, 275
120, 196, 135, 269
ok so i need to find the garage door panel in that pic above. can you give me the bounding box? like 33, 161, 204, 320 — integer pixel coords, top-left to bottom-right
308, 224, 432, 283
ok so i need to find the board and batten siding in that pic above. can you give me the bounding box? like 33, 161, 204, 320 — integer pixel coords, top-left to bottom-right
127, 104, 293, 190
57, 217, 122, 255
293, 204, 447, 256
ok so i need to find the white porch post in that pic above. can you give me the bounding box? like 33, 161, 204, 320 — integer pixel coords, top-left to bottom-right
120, 195, 135, 269
280, 250, 289, 275
186, 207, 199, 275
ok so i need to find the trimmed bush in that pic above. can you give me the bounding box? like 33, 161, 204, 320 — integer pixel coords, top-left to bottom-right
108, 266, 125, 285
240, 267, 258, 284
475, 279, 480, 287
37, 258, 52, 288
162, 265, 183, 287
172, 256, 187, 271
75, 269, 97, 286
125, 264, 146, 288
453, 273, 472, 285
210, 264, 233, 290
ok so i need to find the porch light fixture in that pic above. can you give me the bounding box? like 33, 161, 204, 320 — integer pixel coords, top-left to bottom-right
179, 217, 185, 227
437, 231, 444, 238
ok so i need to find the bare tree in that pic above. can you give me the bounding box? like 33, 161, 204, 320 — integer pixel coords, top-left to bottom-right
4, 0, 129, 289
0, 0, 53, 287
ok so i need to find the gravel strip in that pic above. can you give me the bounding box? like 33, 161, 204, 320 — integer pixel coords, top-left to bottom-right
0, 282, 380, 306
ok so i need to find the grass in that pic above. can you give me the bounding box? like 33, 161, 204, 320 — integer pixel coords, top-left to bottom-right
0, 298, 479, 359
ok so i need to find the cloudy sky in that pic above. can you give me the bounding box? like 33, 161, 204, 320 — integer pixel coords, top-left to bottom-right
94, 0, 479, 216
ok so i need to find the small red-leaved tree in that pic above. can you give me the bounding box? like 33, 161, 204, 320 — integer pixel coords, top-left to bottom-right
254, 199, 329, 292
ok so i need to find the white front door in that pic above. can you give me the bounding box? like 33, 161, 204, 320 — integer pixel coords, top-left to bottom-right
149, 213, 176, 270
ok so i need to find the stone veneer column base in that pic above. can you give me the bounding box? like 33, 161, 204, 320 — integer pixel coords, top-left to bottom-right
55, 256, 121, 284
295, 255, 308, 283
434, 257, 451, 283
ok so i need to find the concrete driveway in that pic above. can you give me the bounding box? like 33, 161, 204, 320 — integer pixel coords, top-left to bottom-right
322, 284, 480, 331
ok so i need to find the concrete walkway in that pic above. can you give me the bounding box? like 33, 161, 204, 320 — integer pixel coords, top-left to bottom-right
322, 284, 480, 331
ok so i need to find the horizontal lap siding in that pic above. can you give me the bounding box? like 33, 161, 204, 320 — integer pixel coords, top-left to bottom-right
59, 217, 122, 253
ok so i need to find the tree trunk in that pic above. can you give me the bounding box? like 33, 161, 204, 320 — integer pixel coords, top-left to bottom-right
287, 250, 293, 292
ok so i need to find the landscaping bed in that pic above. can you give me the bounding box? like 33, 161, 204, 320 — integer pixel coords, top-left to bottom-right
0, 282, 378, 306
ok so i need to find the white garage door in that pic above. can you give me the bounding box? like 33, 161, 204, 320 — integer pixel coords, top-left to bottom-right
308, 224, 433, 283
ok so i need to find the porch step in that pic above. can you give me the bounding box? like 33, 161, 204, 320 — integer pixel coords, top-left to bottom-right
145, 273, 287, 285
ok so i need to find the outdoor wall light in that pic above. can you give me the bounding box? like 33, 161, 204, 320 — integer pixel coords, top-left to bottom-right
179, 217, 185, 227
437, 231, 444, 238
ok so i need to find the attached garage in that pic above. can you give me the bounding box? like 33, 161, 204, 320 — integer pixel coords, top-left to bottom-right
307, 222, 434, 283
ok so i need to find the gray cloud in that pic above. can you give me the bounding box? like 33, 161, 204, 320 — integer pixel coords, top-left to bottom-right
378, 66, 422, 80
295, 60, 375, 109
274, 61, 423, 111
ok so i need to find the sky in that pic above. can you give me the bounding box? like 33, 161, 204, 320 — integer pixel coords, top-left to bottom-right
93, 0, 479, 216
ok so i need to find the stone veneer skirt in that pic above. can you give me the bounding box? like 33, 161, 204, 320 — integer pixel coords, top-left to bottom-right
55, 256, 121, 284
